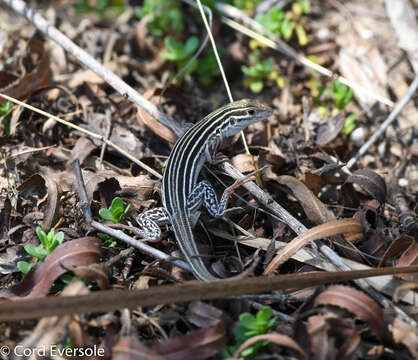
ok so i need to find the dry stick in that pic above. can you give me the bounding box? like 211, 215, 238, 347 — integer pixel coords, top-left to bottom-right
1, 265, 417, 322
346, 75, 418, 169
71, 160, 191, 273
1, 0, 183, 137
215, 3, 395, 108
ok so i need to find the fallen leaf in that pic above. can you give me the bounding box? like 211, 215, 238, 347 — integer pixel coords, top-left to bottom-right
345, 169, 387, 204
0, 33, 52, 103
234, 333, 306, 359
314, 285, 383, 338
0, 237, 101, 298
389, 318, 418, 359
275, 175, 336, 224
151, 320, 226, 360
315, 112, 345, 146
264, 218, 364, 274
396, 243, 418, 282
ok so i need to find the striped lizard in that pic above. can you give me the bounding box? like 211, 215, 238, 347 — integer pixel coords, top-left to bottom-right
136, 99, 272, 280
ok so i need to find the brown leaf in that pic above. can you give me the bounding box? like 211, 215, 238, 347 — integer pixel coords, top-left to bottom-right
137, 90, 178, 143
0, 33, 52, 103
234, 333, 306, 359
307, 312, 360, 360
70, 263, 110, 290
315, 112, 345, 146
0, 237, 101, 298
42, 175, 62, 231
314, 285, 383, 338
66, 137, 97, 167
389, 318, 418, 359
151, 320, 226, 360
264, 218, 364, 274
396, 243, 418, 282
345, 169, 387, 204
186, 301, 223, 328
275, 175, 336, 224
379, 235, 414, 266
17, 173, 62, 231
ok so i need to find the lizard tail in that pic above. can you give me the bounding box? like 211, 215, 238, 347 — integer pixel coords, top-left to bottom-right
171, 214, 219, 281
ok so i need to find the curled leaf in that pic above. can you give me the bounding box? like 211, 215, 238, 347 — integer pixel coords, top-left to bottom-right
345, 169, 387, 204
0, 237, 101, 298
314, 285, 383, 338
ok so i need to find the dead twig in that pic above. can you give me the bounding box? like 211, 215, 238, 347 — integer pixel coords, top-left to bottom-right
346, 75, 418, 169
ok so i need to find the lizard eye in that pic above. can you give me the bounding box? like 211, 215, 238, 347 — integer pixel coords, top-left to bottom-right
248, 109, 255, 116
230, 118, 236, 126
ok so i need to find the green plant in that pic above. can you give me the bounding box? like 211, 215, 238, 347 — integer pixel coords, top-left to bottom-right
242, 51, 283, 93
135, 0, 183, 37
17, 227, 64, 274
0, 101, 12, 134
160, 36, 200, 77
331, 80, 354, 110
99, 197, 130, 224
309, 78, 357, 135
195, 49, 222, 85
255, 1, 310, 46
222, 306, 277, 358
74, 0, 125, 15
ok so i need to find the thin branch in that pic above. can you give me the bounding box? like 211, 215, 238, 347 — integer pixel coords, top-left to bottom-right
346, 75, 418, 169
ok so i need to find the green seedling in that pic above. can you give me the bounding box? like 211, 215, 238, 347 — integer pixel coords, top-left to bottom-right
135, 0, 183, 37
222, 306, 277, 358
242, 51, 283, 93
99, 197, 130, 224
310, 78, 357, 135
0, 101, 12, 134
331, 80, 354, 110
74, 0, 125, 15
160, 36, 199, 62
17, 227, 64, 274
255, 1, 310, 46
98, 197, 130, 247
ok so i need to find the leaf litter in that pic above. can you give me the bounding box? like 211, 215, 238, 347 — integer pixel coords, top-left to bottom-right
0, 0, 417, 359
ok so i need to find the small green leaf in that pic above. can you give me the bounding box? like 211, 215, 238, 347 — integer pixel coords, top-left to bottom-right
99, 208, 116, 222
24, 245, 48, 260
0, 101, 12, 116
281, 18, 294, 40
249, 80, 264, 93
17, 261, 36, 275
51, 231, 64, 250
341, 113, 357, 135
182, 37, 199, 59
295, 24, 308, 46
239, 313, 258, 329
110, 197, 124, 211
36, 227, 48, 248
256, 306, 272, 323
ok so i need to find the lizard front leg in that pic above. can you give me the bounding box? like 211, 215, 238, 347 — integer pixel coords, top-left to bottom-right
187, 167, 267, 217
135, 207, 170, 242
